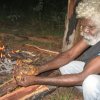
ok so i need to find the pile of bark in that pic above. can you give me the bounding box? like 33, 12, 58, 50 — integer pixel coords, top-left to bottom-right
0, 44, 59, 100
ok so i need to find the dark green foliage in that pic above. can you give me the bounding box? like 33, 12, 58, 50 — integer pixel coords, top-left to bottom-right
0, 0, 67, 36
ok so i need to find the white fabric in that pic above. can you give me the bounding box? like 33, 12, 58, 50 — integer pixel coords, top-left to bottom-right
59, 61, 85, 75
83, 75, 100, 100
59, 61, 100, 100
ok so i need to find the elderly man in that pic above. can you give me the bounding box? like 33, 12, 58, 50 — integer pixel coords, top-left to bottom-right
16, 0, 100, 100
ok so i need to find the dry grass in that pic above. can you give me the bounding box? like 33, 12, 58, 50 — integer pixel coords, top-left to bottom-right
42, 87, 83, 100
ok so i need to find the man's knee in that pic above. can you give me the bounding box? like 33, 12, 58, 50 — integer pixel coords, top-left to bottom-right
82, 74, 100, 92
82, 75, 100, 99
59, 61, 85, 75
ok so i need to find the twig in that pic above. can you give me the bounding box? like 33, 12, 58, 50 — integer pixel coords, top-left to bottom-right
24, 44, 59, 56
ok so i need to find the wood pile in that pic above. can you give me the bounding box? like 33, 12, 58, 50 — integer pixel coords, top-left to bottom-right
0, 44, 59, 100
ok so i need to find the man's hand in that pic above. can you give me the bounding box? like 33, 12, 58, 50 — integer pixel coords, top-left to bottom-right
13, 60, 40, 86
13, 68, 39, 87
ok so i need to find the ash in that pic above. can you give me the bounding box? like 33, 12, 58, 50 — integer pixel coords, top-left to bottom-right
0, 58, 16, 74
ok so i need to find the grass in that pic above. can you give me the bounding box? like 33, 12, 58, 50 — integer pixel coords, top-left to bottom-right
0, 19, 63, 51
50, 94, 74, 100
43, 87, 83, 100
49, 89, 75, 100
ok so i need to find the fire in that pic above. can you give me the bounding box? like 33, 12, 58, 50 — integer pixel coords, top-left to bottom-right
0, 44, 5, 58
0, 42, 20, 59
0, 45, 5, 51
0, 41, 35, 79
0, 53, 2, 58
0, 42, 17, 74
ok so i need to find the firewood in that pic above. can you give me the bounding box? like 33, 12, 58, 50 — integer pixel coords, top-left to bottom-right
0, 79, 18, 97
0, 85, 49, 100
24, 44, 59, 56
0, 70, 57, 99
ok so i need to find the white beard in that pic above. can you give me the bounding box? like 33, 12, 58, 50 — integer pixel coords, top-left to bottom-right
81, 31, 100, 45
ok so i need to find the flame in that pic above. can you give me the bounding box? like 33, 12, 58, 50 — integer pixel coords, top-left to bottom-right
0, 45, 5, 51
0, 45, 16, 58
0, 53, 3, 58
0, 46, 20, 58
0, 42, 20, 59
0, 45, 5, 58
11, 50, 15, 54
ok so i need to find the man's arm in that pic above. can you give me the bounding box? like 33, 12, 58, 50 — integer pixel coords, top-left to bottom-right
38, 39, 89, 74
17, 56, 100, 87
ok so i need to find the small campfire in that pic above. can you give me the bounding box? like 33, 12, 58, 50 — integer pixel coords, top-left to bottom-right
0, 44, 16, 75
0, 43, 30, 75
0, 41, 59, 100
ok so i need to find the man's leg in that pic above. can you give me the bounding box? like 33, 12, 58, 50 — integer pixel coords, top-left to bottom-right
59, 61, 85, 91
59, 61, 100, 100
82, 74, 100, 100
59, 60, 85, 75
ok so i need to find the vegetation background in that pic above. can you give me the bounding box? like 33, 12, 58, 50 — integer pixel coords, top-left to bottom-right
0, 0, 67, 37
0, 0, 68, 51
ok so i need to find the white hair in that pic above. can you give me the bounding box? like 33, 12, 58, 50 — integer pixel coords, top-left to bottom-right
76, 0, 100, 28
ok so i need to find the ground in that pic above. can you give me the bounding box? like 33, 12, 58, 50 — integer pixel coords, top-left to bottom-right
0, 32, 83, 100
43, 87, 83, 100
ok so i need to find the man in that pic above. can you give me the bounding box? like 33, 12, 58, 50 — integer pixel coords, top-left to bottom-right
15, 0, 100, 100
